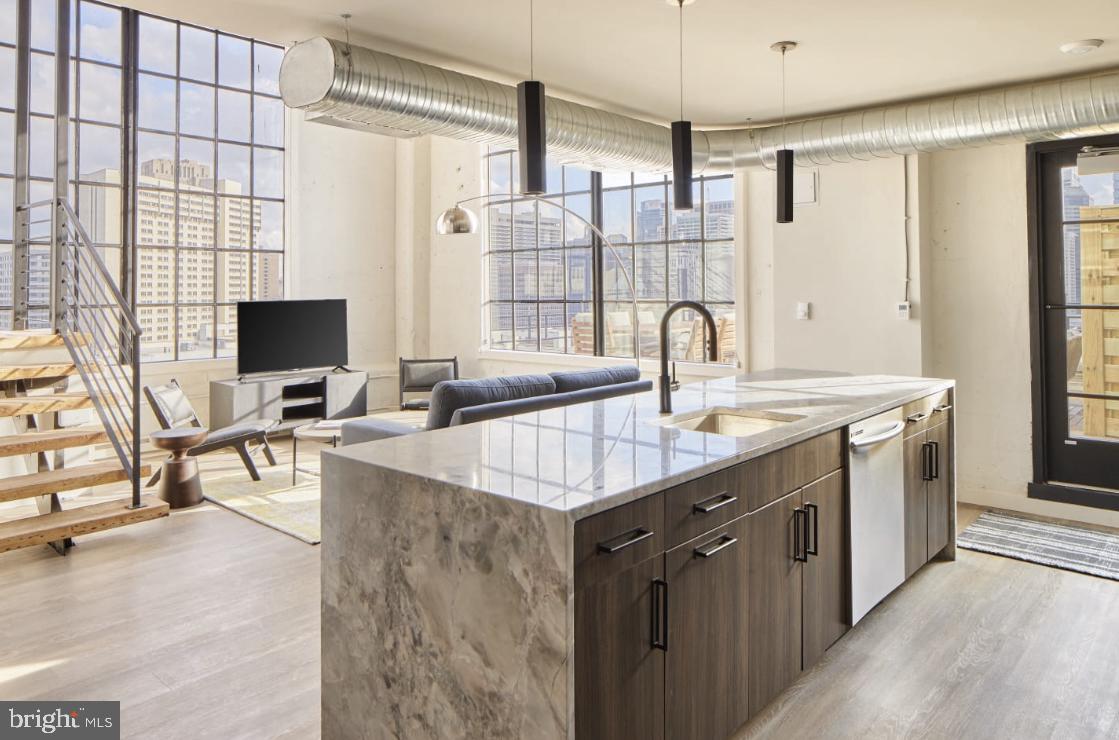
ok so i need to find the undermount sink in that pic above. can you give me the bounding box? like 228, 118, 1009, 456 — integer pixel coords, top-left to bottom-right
650, 407, 805, 438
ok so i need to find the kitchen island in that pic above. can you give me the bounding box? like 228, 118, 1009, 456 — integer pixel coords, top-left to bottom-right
320, 371, 956, 739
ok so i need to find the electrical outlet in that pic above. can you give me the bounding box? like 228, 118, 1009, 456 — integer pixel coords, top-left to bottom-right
796, 302, 811, 320
897, 301, 911, 320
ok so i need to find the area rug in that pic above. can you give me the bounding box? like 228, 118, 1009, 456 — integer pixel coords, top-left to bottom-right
958, 510, 1119, 580
203, 466, 321, 544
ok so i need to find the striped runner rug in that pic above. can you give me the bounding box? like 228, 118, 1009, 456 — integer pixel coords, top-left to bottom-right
957, 510, 1119, 580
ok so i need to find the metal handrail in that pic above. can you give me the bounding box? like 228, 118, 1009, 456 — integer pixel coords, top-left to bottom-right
49, 197, 146, 509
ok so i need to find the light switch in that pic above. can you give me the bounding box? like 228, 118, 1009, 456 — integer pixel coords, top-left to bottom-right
796, 302, 811, 320
897, 301, 911, 320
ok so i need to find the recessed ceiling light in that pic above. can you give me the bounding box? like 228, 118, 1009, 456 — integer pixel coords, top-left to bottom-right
1060, 39, 1104, 55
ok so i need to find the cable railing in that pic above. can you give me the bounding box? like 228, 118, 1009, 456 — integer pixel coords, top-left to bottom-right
16, 197, 145, 508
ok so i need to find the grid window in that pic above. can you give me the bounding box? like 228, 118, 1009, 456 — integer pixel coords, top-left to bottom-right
483, 148, 736, 364
1, 1, 284, 356
134, 15, 285, 362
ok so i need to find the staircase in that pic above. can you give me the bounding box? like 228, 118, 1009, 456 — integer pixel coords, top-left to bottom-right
1, 198, 169, 555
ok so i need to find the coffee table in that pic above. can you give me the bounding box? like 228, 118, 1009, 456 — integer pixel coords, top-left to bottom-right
292, 422, 341, 485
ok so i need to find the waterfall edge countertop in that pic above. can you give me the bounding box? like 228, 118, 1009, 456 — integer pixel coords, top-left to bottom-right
325, 369, 954, 521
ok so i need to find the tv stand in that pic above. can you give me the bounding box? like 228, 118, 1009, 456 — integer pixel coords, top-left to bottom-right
210, 370, 368, 433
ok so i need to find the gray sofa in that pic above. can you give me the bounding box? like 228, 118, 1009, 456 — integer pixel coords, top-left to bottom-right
341, 365, 652, 445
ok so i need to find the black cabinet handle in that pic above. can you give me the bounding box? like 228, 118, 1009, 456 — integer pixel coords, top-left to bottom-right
694, 533, 738, 558
597, 527, 654, 554
693, 491, 737, 514
805, 502, 819, 557
651, 578, 668, 651
793, 508, 808, 562
930, 440, 940, 480
921, 441, 934, 481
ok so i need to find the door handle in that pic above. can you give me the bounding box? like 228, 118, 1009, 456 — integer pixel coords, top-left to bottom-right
922, 441, 934, 481
651, 578, 668, 651
930, 440, 940, 480
597, 527, 654, 554
693, 491, 737, 514
793, 508, 808, 562
694, 533, 738, 558
805, 502, 819, 557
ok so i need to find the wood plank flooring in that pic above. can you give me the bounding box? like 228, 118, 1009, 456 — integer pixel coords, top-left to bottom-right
2, 443, 1117, 740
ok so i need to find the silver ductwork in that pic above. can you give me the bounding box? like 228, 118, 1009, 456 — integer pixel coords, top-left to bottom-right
280, 36, 1119, 173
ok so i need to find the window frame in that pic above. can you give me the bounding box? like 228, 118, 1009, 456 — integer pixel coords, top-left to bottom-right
481, 147, 736, 364
0, 0, 286, 359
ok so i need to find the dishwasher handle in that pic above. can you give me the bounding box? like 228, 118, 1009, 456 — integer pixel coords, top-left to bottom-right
849, 420, 907, 451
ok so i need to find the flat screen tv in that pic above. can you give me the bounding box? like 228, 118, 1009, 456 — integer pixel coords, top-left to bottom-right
237, 299, 348, 375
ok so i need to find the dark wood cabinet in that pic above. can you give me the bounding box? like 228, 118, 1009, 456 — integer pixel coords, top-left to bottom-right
747, 490, 803, 715
802, 470, 848, 670
902, 408, 953, 573
665, 516, 750, 740
571, 428, 888, 738
575, 555, 665, 740
926, 420, 951, 557
902, 432, 930, 578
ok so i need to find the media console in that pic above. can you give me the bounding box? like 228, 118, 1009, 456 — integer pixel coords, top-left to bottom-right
210, 369, 368, 433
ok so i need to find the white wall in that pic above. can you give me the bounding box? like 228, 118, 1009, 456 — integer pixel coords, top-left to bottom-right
757, 156, 924, 376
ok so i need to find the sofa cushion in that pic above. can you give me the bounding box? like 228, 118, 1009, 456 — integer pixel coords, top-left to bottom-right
548, 365, 641, 394
449, 379, 653, 426
341, 417, 421, 445
426, 374, 556, 430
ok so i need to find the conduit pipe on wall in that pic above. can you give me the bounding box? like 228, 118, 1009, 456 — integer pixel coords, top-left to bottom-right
280, 36, 1119, 173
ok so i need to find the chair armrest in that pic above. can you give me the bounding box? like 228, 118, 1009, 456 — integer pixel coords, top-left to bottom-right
340, 418, 420, 446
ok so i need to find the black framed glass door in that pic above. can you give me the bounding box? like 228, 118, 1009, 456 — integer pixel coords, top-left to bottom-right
1034, 138, 1119, 495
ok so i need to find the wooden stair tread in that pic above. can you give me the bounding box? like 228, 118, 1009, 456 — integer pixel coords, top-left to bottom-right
0, 393, 95, 417
0, 495, 169, 554
0, 331, 65, 350
0, 460, 152, 503
0, 362, 79, 381
0, 427, 108, 457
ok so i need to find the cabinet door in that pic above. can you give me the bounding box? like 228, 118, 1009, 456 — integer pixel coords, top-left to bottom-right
747, 490, 803, 716
902, 432, 929, 578
926, 421, 951, 558
575, 556, 665, 740
665, 516, 750, 740
802, 470, 848, 670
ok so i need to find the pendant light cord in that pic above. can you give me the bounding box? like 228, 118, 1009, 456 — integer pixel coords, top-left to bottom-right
530, 0, 535, 80
678, 0, 684, 120
781, 46, 787, 149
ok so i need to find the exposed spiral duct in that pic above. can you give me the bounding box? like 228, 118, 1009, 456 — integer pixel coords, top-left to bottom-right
280, 36, 1119, 173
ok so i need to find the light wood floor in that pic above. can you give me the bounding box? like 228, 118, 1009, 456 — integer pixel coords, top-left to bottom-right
2, 449, 1118, 739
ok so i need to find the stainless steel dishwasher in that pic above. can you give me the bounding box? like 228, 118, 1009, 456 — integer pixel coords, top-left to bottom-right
848, 408, 907, 624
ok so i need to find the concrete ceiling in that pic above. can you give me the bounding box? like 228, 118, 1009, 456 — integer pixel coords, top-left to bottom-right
134, 0, 1119, 126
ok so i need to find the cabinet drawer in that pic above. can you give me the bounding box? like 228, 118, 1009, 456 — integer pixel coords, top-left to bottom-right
742, 431, 843, 512
902, 390, 952, 438
665, 466, 746, 548
575, 493, 665, 590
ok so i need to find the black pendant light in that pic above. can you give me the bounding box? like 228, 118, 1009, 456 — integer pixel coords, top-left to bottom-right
518, 0, 546, 195
671, 0, 693, 210
773, 41, 796, 223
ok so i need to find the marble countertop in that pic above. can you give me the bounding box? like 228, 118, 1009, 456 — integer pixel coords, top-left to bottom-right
326, 369, 953, 521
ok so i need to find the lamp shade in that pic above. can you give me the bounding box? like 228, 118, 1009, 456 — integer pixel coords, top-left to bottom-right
517, 80, 547, 195
672, 120, 693, 210
436, 205, 479, 235
776, 148, 794, 223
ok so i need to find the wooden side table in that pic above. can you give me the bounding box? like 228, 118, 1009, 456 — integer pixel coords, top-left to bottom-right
151, 427, 209, 509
